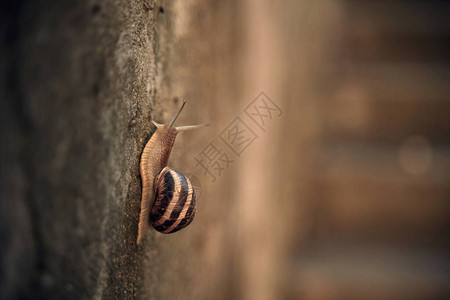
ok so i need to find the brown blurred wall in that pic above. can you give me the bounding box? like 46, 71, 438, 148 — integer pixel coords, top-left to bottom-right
150, 0, 450, 299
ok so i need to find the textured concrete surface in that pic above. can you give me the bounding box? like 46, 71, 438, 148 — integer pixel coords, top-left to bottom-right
1, 0, 167, 298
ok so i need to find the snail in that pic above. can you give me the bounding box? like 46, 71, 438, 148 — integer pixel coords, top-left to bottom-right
137, 100, 206, 245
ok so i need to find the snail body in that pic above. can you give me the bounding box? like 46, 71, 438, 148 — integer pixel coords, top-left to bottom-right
137, 101, 205, 245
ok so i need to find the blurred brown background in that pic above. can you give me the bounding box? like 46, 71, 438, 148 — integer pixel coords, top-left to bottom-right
1, 0, 449, 299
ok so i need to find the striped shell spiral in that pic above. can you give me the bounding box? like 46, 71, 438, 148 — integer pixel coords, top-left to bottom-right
150, 167, 197, 233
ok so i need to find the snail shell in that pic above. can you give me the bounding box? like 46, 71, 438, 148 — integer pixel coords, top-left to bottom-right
150, 167, 197, 233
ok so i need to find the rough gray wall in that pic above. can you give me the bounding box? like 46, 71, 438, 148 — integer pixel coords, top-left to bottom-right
1, 0, 170, 298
